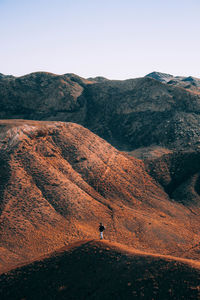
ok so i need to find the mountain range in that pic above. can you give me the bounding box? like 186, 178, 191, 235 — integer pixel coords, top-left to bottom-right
1, 71, 200, 151
1, 71, 200, 299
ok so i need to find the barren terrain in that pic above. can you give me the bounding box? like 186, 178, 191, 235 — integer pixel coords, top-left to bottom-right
1, 72, 200, 151
1, 70, 200, 299
0, 120, 200, 276
1, 240, 200, 300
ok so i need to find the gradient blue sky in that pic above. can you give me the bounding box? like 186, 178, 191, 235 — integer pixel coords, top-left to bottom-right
0, 0, 199, 79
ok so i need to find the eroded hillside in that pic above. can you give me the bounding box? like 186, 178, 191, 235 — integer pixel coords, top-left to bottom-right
0, 120, 200, 273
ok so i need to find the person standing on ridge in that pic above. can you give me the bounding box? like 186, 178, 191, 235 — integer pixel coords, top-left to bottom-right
99, 223, 105, 239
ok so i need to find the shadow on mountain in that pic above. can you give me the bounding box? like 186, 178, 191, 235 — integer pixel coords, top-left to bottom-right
1, 240, 200, 300
144, 150, 200, 207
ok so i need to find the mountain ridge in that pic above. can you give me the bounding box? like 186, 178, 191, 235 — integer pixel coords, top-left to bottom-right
1, 71, 200, 151
1, 239, 200, 300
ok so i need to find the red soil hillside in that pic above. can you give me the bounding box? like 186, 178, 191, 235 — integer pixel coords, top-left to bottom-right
0, 240, 200, 300
0, 120, 200, 273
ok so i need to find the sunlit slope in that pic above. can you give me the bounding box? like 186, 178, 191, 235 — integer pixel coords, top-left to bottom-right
0, 120, 200, 272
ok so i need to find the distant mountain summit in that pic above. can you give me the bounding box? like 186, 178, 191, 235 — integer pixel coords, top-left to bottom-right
87, 76, 109, 83
182, 76, 200, 86
146, 71, 200, 93
0, 73, 15, 79
145, 71, 174, 83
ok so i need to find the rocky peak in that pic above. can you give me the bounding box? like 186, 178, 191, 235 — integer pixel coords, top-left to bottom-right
145, 71, 174, 83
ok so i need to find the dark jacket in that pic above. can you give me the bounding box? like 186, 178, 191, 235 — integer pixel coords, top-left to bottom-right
99, 225, 105, 232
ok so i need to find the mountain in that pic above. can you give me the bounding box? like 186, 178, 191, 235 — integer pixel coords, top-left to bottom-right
145, 71, 174, 83
84, 76, 200, 151
146, 71, 200, 94
0, 73, 15, 80
1, 120, 200, 273
168, 76, 200, 94
87, 76, 109, 82
1, 71, 200, 151
0, 71, 92, 123
1, 240, 200, 300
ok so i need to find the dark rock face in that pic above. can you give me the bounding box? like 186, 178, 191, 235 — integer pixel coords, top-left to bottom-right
1, 72, 200, 151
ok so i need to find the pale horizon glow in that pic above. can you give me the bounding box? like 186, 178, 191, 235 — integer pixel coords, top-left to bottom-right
0, 0, 200, 80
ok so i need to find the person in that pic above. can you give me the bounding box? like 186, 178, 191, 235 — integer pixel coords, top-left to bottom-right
99, 222, 105, 239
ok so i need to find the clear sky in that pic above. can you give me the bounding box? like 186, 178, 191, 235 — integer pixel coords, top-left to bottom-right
0, 0, 200, 79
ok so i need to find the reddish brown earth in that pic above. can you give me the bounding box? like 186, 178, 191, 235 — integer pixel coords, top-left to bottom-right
0, 119, 200, 278
0, 240, 200, 300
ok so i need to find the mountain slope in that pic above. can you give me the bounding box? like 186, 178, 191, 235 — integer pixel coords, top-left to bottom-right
0, 72, 91, 123
84, 76, 200, 150
1, 72, 200, 151
144, 149, 200, 206
1, 240, 200, 300
0, 120, 200, 273
146, 71, 200, 94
